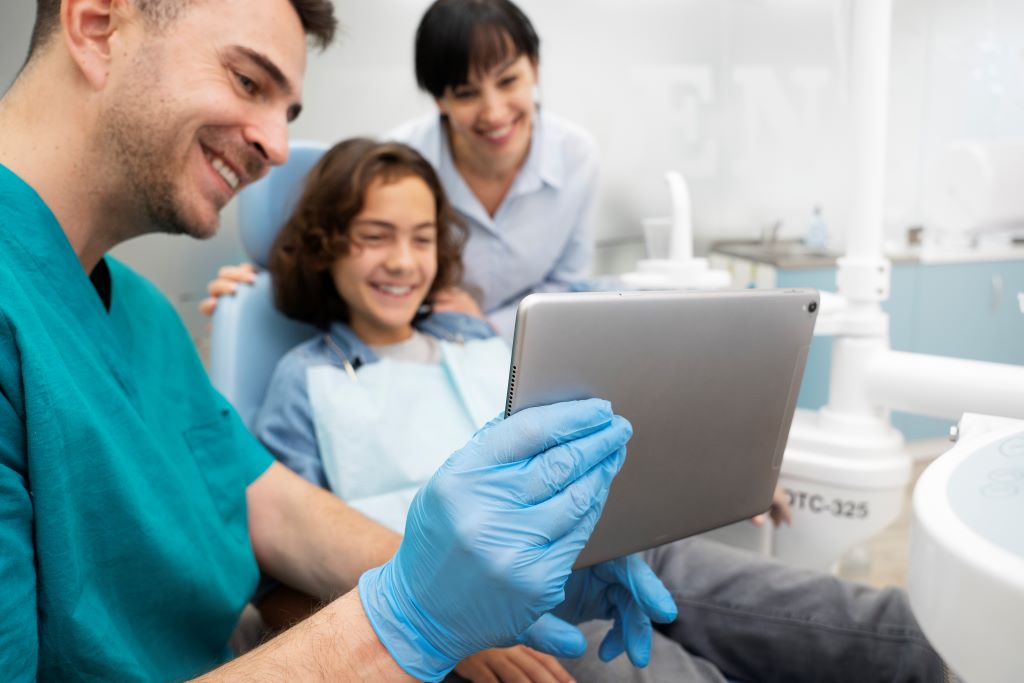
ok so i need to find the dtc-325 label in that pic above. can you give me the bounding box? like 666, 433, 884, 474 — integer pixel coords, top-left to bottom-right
785, 489, 869, 519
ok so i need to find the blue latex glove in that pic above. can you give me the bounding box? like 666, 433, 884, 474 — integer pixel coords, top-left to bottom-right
517, 613, 589, 658
358, 399, 632, 682
556, 554, 678, 666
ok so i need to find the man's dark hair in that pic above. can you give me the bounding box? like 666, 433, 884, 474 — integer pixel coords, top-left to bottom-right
415, 0, 539, 99
27, 0, 337, 61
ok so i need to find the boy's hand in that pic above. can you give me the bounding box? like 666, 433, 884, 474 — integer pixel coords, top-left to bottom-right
455, 646, 575, 683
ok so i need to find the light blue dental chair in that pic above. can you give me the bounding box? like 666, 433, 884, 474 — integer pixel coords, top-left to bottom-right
208, 140, 329, 429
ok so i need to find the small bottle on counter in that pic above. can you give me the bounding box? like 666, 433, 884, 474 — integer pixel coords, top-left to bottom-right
804, 205, 828, 252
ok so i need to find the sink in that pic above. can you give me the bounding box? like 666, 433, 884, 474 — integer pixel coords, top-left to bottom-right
711, 239, 835, 267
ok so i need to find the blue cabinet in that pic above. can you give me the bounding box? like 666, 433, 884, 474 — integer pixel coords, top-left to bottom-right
775, 259, 1024, 440
909, 261, 1024, 363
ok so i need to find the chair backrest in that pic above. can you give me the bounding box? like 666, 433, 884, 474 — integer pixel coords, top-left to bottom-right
208, 140, 329, 429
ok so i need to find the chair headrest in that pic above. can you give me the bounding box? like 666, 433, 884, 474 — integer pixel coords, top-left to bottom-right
237, 140, 330, 267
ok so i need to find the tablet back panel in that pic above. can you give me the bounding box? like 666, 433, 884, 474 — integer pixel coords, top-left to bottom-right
505, 289, 817, 568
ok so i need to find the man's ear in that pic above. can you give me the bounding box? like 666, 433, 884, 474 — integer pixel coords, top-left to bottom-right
61, 0, 136, 89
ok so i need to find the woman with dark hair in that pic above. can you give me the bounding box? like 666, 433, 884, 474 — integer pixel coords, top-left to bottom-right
388, 0, 599, 336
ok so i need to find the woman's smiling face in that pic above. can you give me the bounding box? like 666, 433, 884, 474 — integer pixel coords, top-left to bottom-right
436, 53, 537, 175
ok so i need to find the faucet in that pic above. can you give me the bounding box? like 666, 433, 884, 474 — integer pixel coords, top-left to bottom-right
761, 220, 783, 245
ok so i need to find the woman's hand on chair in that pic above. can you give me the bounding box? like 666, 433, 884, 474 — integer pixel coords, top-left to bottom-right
198, 262, 258, 316
751, 485, 793, 528
455, 645, 575, 683
431, 286, 486, 319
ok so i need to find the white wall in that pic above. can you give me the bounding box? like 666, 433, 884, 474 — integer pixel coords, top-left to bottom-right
301, 0, 852, 249
2, 0, 1023, 343
0, 4, 34, 92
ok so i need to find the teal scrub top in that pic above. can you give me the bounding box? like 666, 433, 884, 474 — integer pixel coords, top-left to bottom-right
0, 164, 273, 681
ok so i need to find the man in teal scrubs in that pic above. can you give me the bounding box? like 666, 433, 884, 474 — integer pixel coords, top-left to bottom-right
0, 1, 675, 681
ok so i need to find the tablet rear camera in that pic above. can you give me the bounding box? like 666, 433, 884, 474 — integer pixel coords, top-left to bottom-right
807, 301, 818, 313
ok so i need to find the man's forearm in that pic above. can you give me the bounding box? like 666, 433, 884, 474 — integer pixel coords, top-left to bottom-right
248, 463, 401, 600
194, 590, 413, 682
285, 484, 401, 599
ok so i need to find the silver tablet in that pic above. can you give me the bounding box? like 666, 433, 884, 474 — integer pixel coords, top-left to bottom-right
505, 289, 818, 568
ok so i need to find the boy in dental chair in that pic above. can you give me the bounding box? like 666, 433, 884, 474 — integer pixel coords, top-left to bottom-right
243, 136, 949, 683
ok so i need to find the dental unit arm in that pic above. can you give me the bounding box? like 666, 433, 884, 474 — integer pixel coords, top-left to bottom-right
770, 0, 1024, 571
610, 0, 1022, 675
770, 2, 1024, 677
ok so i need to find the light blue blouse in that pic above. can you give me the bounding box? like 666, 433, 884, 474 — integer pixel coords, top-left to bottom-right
388, 108, 599, 335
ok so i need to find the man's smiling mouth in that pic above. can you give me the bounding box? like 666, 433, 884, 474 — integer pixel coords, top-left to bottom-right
202, 145, 241, 191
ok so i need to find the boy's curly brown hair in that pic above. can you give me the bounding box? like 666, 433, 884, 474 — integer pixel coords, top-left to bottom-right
269, 138, 466, 330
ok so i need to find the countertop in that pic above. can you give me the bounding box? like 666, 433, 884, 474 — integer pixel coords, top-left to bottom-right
710, 240, 1024, 269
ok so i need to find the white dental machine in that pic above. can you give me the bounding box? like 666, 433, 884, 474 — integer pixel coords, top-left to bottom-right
622, 2, 1024, 677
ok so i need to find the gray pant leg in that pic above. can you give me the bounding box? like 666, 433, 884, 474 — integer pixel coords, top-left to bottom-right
562, 620, 728, 683
645, 537, 946, 683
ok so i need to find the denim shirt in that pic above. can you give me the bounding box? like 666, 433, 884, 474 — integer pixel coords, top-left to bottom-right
252, 312, 495, 488
388, 108, 600, 336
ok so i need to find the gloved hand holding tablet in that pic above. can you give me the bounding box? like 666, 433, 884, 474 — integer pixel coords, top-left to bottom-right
359, 399, 675, 681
